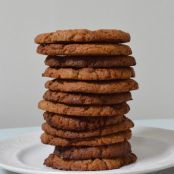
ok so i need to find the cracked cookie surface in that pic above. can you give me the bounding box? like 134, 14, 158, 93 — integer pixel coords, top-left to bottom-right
43, 112, 124, 131
44, 153, 136, 171
43, 67, 135, 80
41, 130, 132, 147
45, 79, 138, 94
45, 55, 136, 68
38, 100, 130, 116
43, 91, 132, 105
53, 141, 131, 160
37, 44, 132, 56
35, 29, 130, 44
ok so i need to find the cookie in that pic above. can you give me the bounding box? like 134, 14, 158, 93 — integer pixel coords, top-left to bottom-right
43, 90, 132, 105
42, 67, 135, 80
42, 117, 133, 139
45, 55, 136, 68
38, 100, 130, 116
44, 153, 137, 171
41, 130, 131, 147
37, 44, 132, 56
43, 112, 124, 131
54, 141, 131, 160
35, 29, 130, 44
45, 79, 138, 94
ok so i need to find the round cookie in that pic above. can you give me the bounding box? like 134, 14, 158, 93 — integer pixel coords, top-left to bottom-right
38, 100, 130, 116
35, 29, 130, 44
42, 67, 135, 80
41, 130, 132, 147
45, 79, 138, 94
54, 141, 131, 160
42, 117, 134, 139
44, 153, 137, 171
37, 44, 132, 56
43, 91, 132, 105
45, 55, 136, 68
43, 112, 124, 131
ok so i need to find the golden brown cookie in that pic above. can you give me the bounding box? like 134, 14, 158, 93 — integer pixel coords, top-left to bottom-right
45, 55, 136, 68
41, 130, 131, 147
43, 112, 124, 131
44, 153, 137, 171
54, 141, 131, 160
43, 91, 132, 105
42, 67, 135, 80
37, 44, 132, 56
38, 100, 130, 116
45, 79, 138, 94
35, 29, 130, 44
42, 117, 134, 139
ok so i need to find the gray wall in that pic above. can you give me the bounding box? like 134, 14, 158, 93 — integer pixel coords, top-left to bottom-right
0, 0, 174, 128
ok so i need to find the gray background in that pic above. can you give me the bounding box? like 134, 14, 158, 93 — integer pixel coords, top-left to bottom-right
0, 0, 173, 128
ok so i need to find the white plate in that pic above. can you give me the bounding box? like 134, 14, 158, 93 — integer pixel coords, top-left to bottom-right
0, 126, 174, 174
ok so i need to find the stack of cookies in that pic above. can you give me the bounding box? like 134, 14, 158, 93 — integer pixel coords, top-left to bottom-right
35, 29, 139, 171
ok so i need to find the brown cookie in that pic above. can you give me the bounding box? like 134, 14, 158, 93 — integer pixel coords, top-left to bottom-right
45, 55, 136, 68
54, 141, 131, 160
38, 100, 130, 116
35, 29, 130, 44
43, 112, 124, 131
43, 90, 132, 105
42, 67, 135, 80
37, 44, 132, 56
41, 130, 132, 147
44, 153, 137, 171
45, 79, 138, 94
42, 117, 134, 139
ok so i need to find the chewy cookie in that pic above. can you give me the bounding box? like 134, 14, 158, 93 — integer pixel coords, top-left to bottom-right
43, 91, 132, 105
54, 141, 131, 160
45, 55, 136, 68
42, 117, 134, 139
38, 100, 130, 117
35, 29, 130, 44
43, 67, 135, 80
41, 130, 132, 147
43, 112, 124, 131
37, 44, 132, 56
44, 153, 137, 171
45, 79, 138, 94
35, 28, 138, 171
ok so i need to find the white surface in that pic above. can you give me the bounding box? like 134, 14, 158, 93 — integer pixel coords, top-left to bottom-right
0, 0, 174, 128
0, 127, 174, 174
